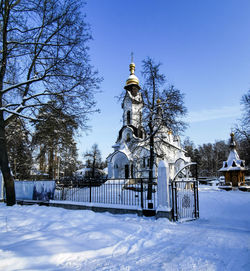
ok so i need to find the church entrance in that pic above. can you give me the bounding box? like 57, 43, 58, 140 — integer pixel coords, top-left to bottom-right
111, 152, 130, 179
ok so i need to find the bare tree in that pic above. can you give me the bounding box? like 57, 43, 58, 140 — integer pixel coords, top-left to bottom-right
0, 0, 101, 205
235, 90, 250, 167
140, 58, 187, 199
235, 90, 250, 142
83, 144, 103, 178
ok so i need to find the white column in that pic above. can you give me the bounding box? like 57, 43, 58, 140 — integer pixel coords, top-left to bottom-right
157, 160, 171, 211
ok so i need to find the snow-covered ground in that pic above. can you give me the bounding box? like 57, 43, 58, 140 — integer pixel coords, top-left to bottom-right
0, 186, 250, 271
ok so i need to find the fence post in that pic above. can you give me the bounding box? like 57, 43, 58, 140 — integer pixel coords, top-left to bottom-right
194, 164, 199, 218
156, 160, 171, 219
140, 178, 144, 209
194, 181, 197, 218
172, 181, 178, 221
89, 178, 92, 203
194, 181, 199, 218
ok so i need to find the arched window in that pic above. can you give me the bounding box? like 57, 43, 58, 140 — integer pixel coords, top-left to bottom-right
127, 111, 131, 125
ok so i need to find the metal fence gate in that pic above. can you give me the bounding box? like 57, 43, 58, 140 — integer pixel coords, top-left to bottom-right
171, 163, 199, 222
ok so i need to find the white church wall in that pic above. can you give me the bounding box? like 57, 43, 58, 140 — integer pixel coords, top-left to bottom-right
131, 104, 142, 127
108, 163, 113, 179
123, 92, 143, 128
123, 97, 132, 126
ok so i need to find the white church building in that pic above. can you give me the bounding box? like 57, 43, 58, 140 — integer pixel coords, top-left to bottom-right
107, 61, 190, 180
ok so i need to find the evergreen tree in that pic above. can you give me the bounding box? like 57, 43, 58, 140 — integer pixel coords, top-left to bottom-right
184, 139, 228, 177
32, 104, 79, 179
5, 118, 32, 179
60, 141, 79, 177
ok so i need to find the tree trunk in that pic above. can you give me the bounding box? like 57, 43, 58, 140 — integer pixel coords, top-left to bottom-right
48, 146, 54, 179
147, 122, 154, 200
0, 1, 15, 206
0, 116, 16, 206
92, 157, 96, 178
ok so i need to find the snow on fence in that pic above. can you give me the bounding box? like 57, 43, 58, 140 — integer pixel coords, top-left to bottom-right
15, 180, 56, 201
54, 178, 157, 209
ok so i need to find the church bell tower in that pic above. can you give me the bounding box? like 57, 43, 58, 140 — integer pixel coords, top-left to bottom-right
121, 58, 143, 135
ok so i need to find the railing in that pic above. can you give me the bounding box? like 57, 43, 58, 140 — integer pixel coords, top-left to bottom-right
54, 178, 157, 209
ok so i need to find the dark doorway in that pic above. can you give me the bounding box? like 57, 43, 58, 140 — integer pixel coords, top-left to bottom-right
125, 165, 129, 179
127, 111, 131, 125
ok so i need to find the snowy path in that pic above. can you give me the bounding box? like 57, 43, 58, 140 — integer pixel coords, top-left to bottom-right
0, 186, 250, 270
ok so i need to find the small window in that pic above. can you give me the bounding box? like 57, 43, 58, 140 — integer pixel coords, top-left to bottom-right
127, 111, 131, 125
224, 162, 228, 168
143, 158, 146, 168
126, 133, 131, 142
147, 159, 150, 167
241, 161, 244, 167
232, 161, 237, 167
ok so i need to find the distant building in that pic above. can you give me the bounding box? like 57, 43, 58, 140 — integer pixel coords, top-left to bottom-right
219, 133, 246, 186
107, 61, 190, 179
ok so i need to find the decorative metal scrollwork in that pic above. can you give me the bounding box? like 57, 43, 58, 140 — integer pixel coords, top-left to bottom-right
182, 194, 191, 208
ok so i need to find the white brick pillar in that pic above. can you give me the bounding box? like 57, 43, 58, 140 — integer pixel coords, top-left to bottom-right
156, 160, 171, 219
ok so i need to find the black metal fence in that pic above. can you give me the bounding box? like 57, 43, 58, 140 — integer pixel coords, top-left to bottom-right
54, 178, 157, 209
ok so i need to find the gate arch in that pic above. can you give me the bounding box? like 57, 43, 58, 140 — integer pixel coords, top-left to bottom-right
172, 163, 199, 221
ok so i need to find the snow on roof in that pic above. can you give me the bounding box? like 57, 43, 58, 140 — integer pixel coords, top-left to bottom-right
75, 168, 107, 176
219, 133, 246, 172
107, 142, 132, 163
119, 142, 132, 160
219, 149, 245, 172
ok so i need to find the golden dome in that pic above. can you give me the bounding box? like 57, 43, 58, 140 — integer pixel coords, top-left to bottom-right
157, 99, 161, 104
126, 62, 139, 86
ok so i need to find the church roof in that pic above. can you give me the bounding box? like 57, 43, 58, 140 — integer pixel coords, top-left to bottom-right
219, 133, 246, 172
106, 142, 132, 162
125, 62, 140, 87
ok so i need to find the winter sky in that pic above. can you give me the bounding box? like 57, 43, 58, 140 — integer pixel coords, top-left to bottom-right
77, 0, 250, 160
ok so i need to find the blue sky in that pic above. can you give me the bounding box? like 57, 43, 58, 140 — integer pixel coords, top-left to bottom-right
77, 0, 250, 160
